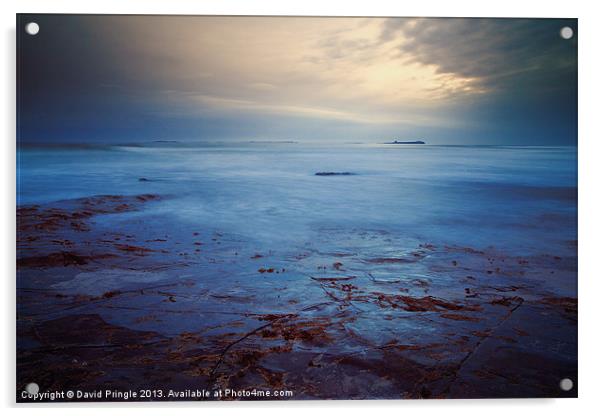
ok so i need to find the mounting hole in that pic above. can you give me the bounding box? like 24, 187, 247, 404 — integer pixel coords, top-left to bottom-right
25, 22, 39, 36
559, 378, 573, 391
560, 26, 573, 40
25, 382, 39, 395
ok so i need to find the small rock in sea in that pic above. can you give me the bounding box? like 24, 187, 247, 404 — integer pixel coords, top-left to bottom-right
138, 177, 150, 182
315, 172, 355, 176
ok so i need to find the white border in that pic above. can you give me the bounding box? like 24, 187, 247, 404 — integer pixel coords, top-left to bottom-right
3, 1, 600, 415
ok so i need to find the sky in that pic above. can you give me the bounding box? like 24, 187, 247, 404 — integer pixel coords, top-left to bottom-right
17, 15, 577, 145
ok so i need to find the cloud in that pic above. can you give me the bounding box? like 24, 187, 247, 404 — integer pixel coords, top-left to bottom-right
18, 15, 577, 144
146, 90, 462, 128
81, 16, 484, 126
248, 83, 277, 91
381, 18, 577, 96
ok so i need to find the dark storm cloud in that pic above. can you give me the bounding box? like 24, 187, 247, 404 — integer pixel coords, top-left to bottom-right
379, 18, 578, 144
382, 17, 577, 96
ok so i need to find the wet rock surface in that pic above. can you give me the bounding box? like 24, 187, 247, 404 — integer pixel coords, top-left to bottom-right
17, 194, 577, 401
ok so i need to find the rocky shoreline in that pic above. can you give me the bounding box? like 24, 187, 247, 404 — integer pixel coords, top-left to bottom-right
17, 194, 577, 401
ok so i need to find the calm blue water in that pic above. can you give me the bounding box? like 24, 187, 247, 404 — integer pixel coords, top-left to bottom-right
17, 143, 577, 257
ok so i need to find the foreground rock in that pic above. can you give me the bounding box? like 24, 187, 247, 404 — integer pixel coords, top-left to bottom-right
17, 196, 577, 401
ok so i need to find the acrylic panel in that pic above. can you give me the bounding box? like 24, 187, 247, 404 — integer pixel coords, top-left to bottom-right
16, 14, 577, 402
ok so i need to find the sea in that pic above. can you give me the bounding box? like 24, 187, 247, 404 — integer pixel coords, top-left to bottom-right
17, 142, 577, 259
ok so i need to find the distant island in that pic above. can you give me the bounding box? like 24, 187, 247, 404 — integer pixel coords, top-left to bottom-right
385, 140, 426, 144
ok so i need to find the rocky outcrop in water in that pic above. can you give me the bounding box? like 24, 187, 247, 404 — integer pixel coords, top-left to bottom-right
315, 172, 355, 176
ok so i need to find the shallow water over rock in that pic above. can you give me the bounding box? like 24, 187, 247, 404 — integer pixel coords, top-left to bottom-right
17, 192, 576, 400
